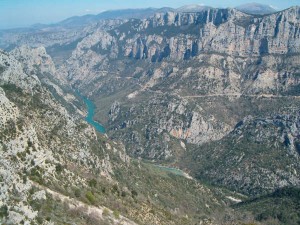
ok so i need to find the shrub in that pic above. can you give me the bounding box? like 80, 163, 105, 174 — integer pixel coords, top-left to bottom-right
88, 179, 97, 188
86, 191, 96, 204
131, 190, 138, 198
30, 166, 44, 184
102, 208, 110, 217
55, 164, 63, 173
121, 191, 127, 198
36, 216, 43, 224
112, 184, 119, 195
0, 205, 8, 218
113, 210, 120, 219
74, 189, 81, 198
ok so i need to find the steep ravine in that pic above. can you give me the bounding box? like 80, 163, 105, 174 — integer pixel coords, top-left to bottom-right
57, 6, 300, 200
1, 5, 300, 223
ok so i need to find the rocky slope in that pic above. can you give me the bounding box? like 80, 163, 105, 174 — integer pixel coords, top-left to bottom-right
234, 187, 300, 225
181, 110, 300, 196
0, 48, 135, 224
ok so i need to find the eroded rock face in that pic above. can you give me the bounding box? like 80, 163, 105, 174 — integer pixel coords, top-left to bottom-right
62, 7, 300, 96
118, 7, 300, 60
0, 50, 40, 91
11, 45, 56, 75
62, 7, 300, 94
0, 88, 19, 128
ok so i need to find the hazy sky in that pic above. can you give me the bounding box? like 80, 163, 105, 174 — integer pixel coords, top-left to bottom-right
0, 0, 299, 29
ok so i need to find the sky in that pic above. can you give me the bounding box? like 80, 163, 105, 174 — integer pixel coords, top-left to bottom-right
0, 0, 299, 29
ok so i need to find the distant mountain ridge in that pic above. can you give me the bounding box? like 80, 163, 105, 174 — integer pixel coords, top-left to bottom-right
236, 2, 277, 15
58, 7, 174, 28
26, 3, 280, 29
176, 4, 212, 12
52, 2, 281, 28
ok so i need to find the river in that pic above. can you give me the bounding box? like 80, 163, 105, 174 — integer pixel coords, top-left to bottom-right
76, 91, 105, 133
154, 165, 193, 179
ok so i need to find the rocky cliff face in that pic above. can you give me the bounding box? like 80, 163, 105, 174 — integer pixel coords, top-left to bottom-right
77, 7, 300, 61
11, 46, 56, 75
62, 6, 300, 98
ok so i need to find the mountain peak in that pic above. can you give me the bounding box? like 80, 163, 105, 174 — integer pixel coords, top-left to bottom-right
235, 2, 277, 15
176, 4, 212, 12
